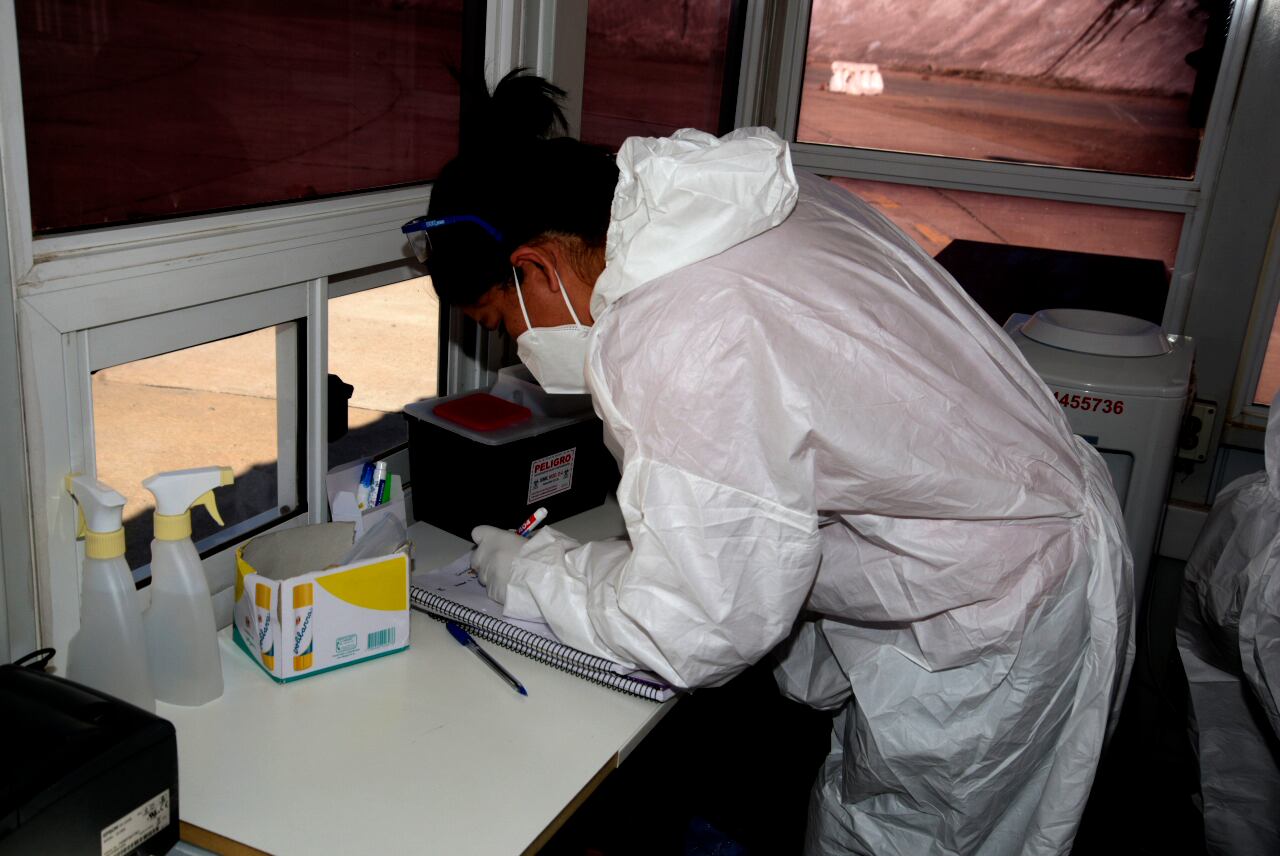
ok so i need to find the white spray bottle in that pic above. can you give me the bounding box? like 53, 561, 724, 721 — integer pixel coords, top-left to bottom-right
65, 474, 156, 712
142, 466, 234, 706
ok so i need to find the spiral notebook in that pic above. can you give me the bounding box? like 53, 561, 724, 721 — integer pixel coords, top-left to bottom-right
410, 554, 676, 702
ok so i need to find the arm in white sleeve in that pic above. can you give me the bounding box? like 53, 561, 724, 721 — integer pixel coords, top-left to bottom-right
502, 457, 821, 690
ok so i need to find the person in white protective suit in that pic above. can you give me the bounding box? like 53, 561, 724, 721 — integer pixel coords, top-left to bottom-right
416, 71, 1134, 855
1176, 393, 1280, 856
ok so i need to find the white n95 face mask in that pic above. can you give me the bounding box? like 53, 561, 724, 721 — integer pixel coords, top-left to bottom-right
513, 266, 592, 394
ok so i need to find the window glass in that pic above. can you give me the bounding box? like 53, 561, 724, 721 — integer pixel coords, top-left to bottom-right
93, 326, 295, 572
328, 277, 439, 468
801, 0, 1227, 177
17, 0, 467, 233
829, 176, 1184, 324
580, 0, 738, 150
1255, 304, 1280, 406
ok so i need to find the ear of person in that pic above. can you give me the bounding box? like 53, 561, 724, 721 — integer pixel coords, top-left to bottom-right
511, 241, 594, 329
511, 244, 562, 295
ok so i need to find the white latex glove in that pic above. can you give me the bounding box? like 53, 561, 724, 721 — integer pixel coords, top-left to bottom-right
470, 525, 525, 604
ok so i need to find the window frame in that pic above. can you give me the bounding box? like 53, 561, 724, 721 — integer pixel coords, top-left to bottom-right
87, 290, 311, 585
9, 175, 440, 653
761, 0, 1261, 329
0, 162, 35, 663
325, 271, 440, 483
1226, 207, 1280, 433
1, 0, 535, 665
736, 0, 1279, 503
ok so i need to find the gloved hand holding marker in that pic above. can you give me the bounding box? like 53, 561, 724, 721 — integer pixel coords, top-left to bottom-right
471, 507, 547, 604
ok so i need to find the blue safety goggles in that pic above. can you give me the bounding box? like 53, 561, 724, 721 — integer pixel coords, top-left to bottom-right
400, 215, 505, 264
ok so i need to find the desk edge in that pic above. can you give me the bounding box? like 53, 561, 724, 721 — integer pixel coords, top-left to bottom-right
521, 755, 617, 856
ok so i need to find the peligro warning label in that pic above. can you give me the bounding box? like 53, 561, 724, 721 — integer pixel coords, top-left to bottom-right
528, 447, 576, 503
102, 789, 170, 856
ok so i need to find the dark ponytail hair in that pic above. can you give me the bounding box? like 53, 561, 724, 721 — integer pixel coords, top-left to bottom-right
425, 69, 619, 307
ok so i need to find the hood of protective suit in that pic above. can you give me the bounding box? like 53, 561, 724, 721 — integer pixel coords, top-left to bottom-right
589, 127, 798, 320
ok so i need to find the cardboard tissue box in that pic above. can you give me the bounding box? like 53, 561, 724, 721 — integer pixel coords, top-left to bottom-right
232, 522, 410, 682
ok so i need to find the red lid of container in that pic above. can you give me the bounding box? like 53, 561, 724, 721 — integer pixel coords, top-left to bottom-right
432, 393, 532, 432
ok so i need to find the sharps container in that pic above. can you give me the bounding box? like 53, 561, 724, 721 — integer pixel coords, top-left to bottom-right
404, 377, 619, 539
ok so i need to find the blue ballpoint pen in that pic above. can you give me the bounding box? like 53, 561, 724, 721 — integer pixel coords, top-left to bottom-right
446, 621, 528, 696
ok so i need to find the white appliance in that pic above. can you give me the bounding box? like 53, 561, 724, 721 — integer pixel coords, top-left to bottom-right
1004, 309, 1194, 603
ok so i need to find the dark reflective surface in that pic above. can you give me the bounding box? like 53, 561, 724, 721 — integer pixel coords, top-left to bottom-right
580, 0, 736, 150
18, 0, 466, 232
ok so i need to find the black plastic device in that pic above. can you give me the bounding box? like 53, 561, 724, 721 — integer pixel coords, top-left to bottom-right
0, 660, 179, 856
405, 392, 620, 540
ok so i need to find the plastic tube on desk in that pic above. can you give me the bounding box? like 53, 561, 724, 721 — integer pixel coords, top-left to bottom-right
370, 461, 388, 508
355, 461, 376, 510
255, 583, 275, 671
293, 583, 314, 673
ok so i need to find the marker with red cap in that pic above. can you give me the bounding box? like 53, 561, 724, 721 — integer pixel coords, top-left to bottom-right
515, 507, 548, 538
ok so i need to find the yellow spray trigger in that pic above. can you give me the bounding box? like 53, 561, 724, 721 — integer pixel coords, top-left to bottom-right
194, 490, 225, 527
147, 467, 234, 540
63, 475, 87, 538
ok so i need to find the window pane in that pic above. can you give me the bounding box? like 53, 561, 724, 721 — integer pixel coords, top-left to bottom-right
580, 0, 738, 150
93, 326, 294, 572
18, 0, 467, 233
830, 177, 1184, 324
801, 0, 1226, 177
1255, 304, 1280, 406
328, 277, 438, 469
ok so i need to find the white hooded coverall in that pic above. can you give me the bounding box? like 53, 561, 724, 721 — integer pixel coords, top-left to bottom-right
1177, 394, 1280, 855
500, 128, 1134, 856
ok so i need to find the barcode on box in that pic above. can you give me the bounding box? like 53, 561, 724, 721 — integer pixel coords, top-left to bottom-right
368, 627, 395, 650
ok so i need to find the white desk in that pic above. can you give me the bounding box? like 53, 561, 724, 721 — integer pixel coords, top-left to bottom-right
161, 501, 673, 855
